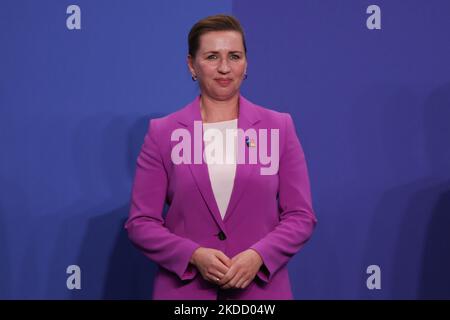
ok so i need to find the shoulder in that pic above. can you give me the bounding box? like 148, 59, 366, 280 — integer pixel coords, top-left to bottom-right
243, 96, 292, 129
145, 100, 194, 135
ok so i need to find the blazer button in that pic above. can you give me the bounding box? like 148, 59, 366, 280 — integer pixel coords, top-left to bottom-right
217, 231, 227, 241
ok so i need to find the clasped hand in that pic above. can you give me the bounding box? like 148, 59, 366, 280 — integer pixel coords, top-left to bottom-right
190, 247, 263, 289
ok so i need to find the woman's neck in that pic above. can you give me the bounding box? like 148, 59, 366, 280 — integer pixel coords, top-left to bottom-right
200, 94, 239, 123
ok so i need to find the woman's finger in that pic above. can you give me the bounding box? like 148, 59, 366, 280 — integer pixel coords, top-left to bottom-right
212, 271, 225, 279
215, 251, 232, 268
235, 277, 247, 289
214, 260, 230, 275
207, 274, 221, 284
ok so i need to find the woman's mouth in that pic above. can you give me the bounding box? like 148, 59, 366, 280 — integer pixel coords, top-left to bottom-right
215, 78, 232, 86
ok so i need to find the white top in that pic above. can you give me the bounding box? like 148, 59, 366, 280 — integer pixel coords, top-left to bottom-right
203, 119, 238, 219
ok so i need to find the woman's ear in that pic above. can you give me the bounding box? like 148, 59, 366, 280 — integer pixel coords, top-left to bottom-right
187, 55, 195, 74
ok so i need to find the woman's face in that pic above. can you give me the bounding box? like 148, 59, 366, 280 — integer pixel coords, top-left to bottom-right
188, 30, 247, 101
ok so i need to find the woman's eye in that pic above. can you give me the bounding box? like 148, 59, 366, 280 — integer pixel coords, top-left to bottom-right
230, 54, 240, 60
207, 55, 217, 60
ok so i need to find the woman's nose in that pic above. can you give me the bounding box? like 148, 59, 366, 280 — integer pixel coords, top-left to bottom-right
217, 58, 231, 73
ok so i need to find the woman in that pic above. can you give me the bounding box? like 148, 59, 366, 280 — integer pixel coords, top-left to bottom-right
125, 14, 317, 300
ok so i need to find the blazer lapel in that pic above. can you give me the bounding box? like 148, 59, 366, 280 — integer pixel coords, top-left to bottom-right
177, 94, 261, 231
177, 96, 226, 231
223, 95, 260, 223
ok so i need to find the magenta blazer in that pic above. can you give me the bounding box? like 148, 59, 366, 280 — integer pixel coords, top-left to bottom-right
125, 94, 317, 300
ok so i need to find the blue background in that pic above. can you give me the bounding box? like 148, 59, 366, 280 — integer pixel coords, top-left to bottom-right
1, 0, 449, 299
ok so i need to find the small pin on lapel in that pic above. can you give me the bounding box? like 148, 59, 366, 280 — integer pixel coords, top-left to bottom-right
245, 136, 256, 147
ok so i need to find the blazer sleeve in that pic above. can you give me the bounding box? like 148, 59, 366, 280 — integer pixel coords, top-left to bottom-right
250, 113, 317, 283
125, 119, 201, 281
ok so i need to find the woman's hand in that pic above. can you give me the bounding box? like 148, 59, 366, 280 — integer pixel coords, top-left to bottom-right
190, 247, 232, 284
218, 249, 263, 289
